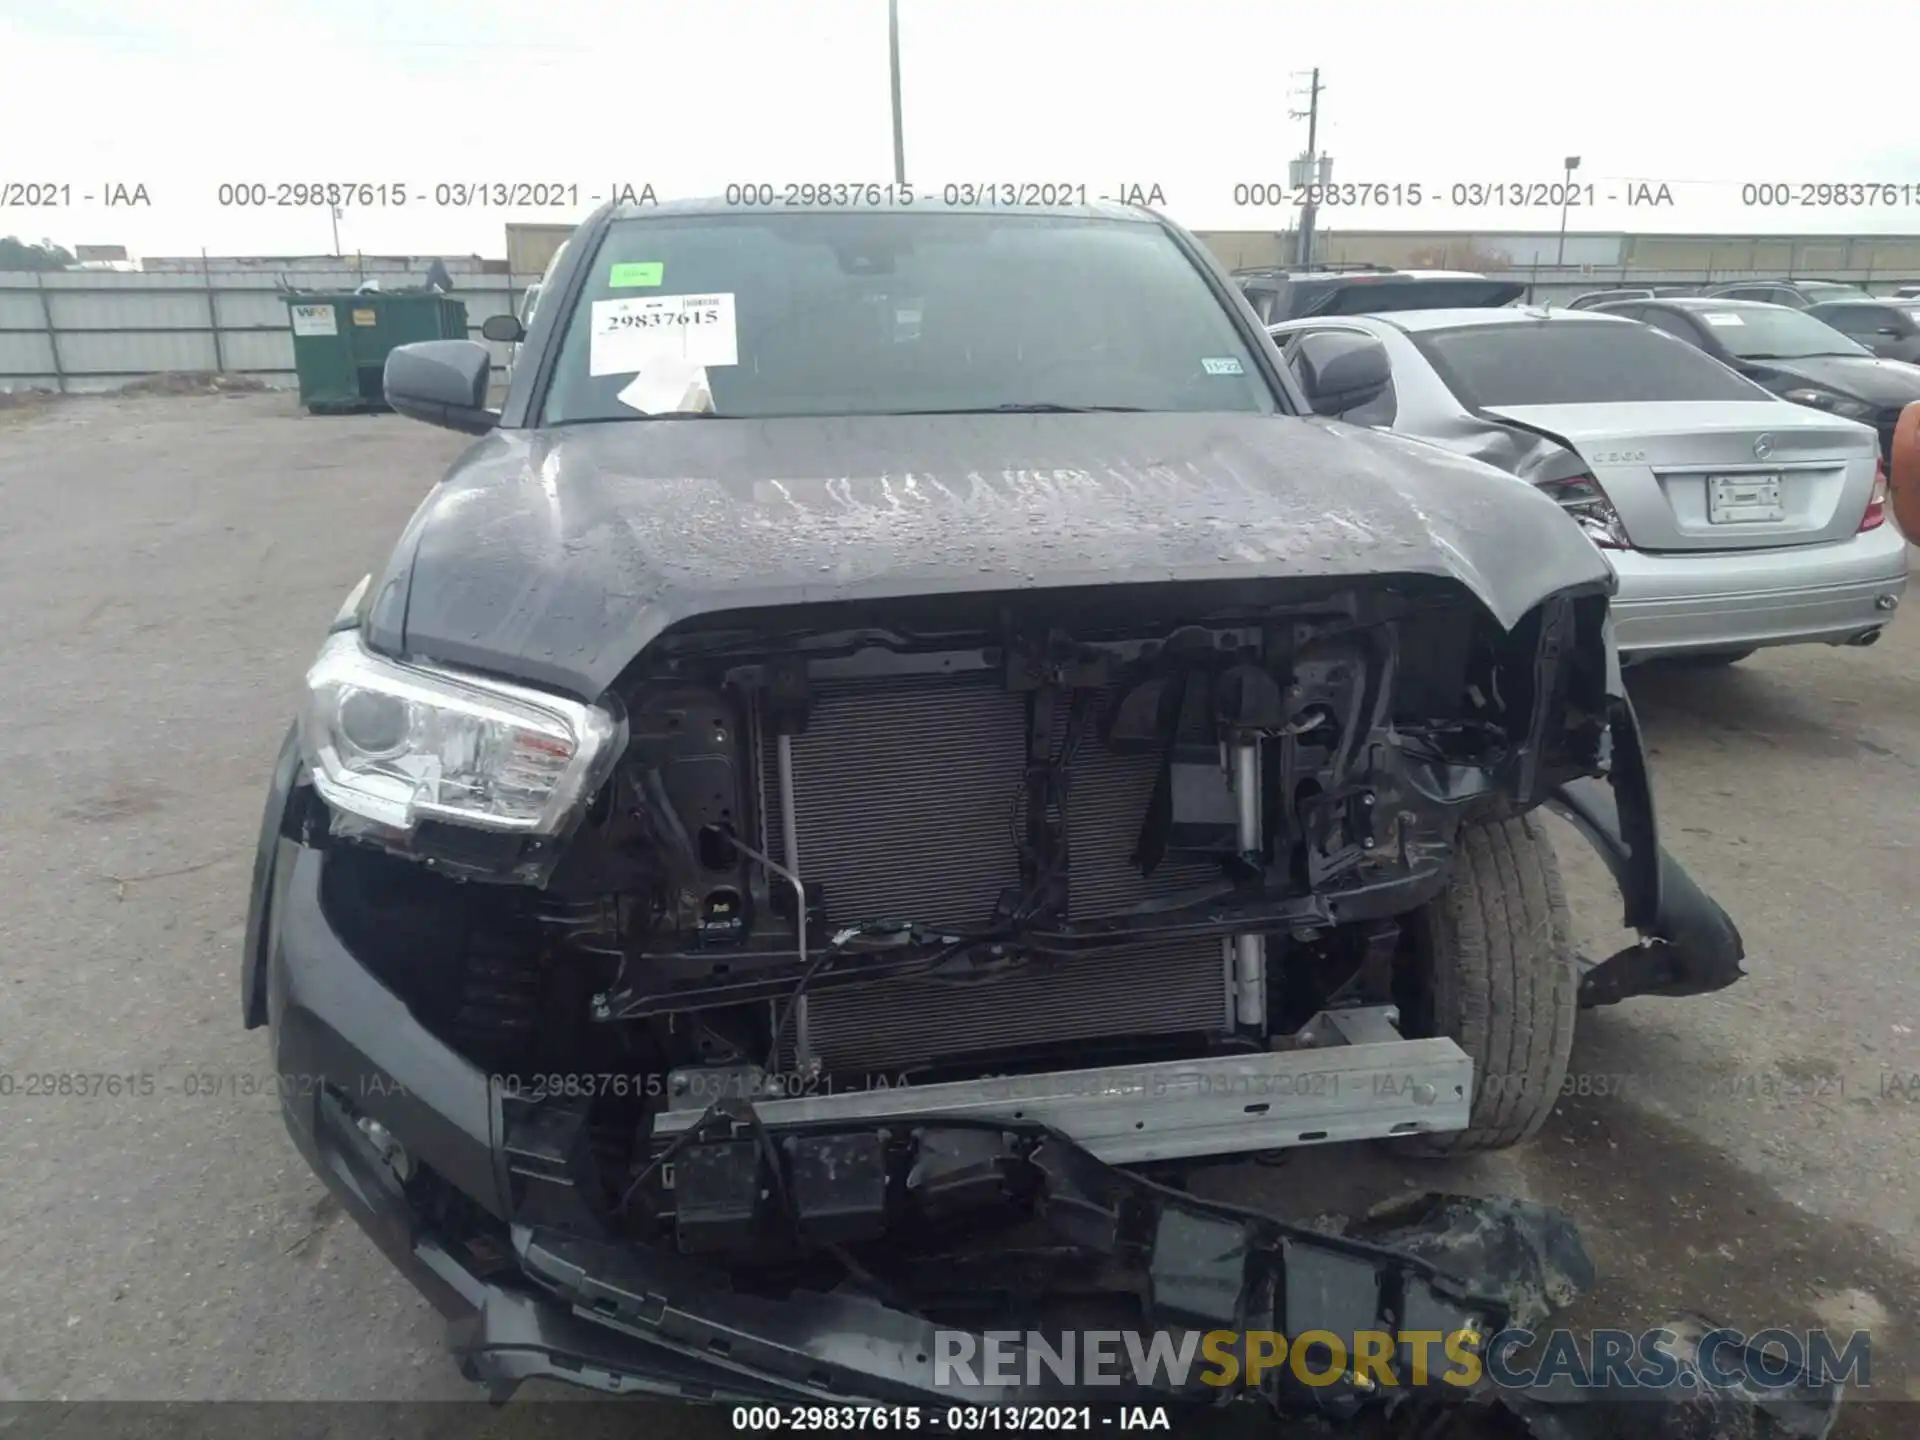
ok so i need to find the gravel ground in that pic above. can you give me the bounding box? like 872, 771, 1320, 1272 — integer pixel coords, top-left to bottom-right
1, 392, 1916, 1434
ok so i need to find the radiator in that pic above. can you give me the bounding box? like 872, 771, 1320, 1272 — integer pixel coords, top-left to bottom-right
764, 675, 1233, 1072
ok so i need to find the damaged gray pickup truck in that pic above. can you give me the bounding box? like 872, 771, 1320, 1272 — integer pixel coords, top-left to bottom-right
242, 197, 1837, 1434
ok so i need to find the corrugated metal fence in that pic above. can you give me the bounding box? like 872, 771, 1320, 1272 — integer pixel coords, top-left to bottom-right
8, 253, 1918, 394
0, 269, 543, 394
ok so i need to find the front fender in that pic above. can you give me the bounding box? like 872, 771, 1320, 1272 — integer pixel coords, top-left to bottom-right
242, 721, 304, 1029
1548, 694, 1747, 1008
246, 583, 366, 1028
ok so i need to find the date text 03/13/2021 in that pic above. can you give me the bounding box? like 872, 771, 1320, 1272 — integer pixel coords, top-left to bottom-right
715, 182, 1170, 208
1226, 180, 1670, 208
210, 181, 661, 208
11, 1068, 1916, 1105
730, 1405, 1167, 1431
0, 1071, 406, 1101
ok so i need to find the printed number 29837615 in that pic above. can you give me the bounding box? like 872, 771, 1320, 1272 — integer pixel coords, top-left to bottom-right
589, 294, 739, 374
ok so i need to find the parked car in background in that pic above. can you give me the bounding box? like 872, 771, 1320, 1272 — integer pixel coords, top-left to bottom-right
1568, 288, 1656, 309
1269, 306, 1907, 667
1565, 286, 1697, 310
1702, 278, 1870, 308
501, 282, 542, 383
1889, 282, 1920, 299
1805, 298, 1920, 364
1234, 264, 1523, 323
500, 239, 568, 383
1590, 296, 1920, 465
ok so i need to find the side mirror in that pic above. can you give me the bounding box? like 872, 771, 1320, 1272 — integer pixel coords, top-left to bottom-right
384, 340, 498, 435
1293, 333, 1392, 417
482, 313, 525, 343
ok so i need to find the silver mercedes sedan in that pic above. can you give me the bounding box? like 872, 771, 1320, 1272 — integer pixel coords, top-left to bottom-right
1269, 306, 1910, 665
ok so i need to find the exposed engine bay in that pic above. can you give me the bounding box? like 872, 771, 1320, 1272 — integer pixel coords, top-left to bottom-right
318, 578, 1629, 1198
290, 577, 1786, 1430
589, 578, 1609, 1064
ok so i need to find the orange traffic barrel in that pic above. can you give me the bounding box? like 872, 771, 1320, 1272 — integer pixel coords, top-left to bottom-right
1894, 400, 1920, 541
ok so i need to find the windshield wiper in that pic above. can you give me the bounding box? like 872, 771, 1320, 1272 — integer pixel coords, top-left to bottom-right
548, 410, 721, 426
549, 403, 1152, 426
894, 403, 1148, 415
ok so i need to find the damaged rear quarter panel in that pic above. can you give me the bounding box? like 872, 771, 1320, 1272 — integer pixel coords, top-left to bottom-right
370, 411, 1614, 702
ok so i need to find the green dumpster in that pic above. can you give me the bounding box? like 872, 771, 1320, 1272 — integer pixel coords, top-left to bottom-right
282, 291, 469, 415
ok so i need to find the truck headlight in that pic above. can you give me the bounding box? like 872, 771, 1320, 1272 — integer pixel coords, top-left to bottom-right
298, 631, 623, 835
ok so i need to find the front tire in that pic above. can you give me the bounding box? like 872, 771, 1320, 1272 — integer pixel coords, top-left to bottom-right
1393, 813, 1577, 1155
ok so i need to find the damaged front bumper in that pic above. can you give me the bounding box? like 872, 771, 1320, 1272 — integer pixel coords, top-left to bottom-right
305, 1049, 1843, 1436
485, 1124, 1587, 1410
259, 874, 1823, 1437
248, 638, 1771, 1430
486, 1126, 1842, 1436
264, 827, 1796, 1435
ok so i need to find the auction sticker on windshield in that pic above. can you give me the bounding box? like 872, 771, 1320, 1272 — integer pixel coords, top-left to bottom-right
590, 293, 738, 375
1702, 312, 1745, 327
609, 261, 665, 287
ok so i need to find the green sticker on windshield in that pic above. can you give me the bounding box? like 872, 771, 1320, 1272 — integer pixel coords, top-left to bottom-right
609, 262, 664, 288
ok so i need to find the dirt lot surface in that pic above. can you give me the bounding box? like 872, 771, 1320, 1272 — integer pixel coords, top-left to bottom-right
1, 392, 1916, 1433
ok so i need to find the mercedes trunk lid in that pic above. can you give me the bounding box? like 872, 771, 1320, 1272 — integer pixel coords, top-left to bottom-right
1484, 400, 1881, 552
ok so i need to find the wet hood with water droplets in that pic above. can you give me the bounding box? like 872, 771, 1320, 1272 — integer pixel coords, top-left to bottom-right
366, 411, 1613, 701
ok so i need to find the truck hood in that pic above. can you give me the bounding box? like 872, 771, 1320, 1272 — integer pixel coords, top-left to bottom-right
368, 411, 1611, 701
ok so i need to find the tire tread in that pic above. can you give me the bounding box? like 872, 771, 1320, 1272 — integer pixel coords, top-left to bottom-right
1401, 812, 1576, 1155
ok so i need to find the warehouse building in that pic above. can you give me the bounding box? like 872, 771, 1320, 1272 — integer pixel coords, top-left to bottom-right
1192, 228, 1920, 281
505, 225, 577, 279
139, 253, 506, 277
509, 220, 1920, 283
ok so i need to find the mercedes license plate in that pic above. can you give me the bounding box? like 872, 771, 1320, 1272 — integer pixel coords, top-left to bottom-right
1708, 474, 1785, 524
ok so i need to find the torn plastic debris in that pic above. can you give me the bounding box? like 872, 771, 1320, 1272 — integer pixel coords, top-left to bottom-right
1341, 1191, 1594, 1330
1501, 1314, 1844, 1440
617, 355, 713, 416
449, 1119, 1840, 1435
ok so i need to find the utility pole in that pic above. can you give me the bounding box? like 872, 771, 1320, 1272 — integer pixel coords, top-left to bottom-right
1555, 156, 1581, 266
888, 0, 906, 185
1288, 68, 1325, 267
330, 205, 342, 257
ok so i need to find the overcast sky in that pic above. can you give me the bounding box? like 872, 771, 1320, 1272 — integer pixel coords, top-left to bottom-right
5, 0, 1918, 260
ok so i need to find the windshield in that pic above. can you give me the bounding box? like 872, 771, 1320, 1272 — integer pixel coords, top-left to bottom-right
1688, 306, 1870, 360
540, 212, 1272, 422
1415, 320, 1767, 406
